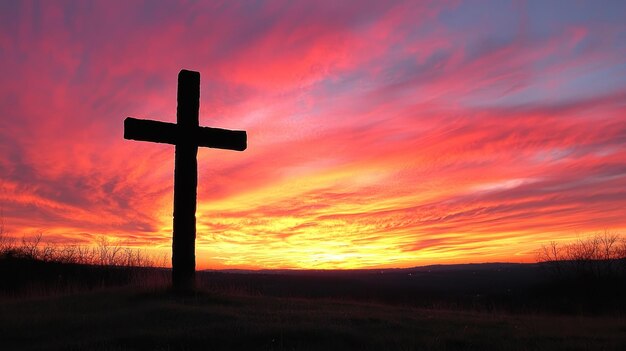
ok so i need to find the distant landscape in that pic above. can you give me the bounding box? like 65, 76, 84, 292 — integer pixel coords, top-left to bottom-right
1, 233, 625, 350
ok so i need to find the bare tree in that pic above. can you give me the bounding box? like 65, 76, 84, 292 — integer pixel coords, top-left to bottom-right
2, 229, 164, 269
21, 232, 44, 259
96, 236, 125, 266
616, 238, 626, 260
596, 231, 622, 276
0, 211, 12, 254
0, 212, 5, 253
537, 241, 563, 277
538, 232, 626, 279
40, 242, 57, 262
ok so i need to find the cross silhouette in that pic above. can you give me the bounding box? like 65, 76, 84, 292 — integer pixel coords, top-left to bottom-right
124, 69, 247, 290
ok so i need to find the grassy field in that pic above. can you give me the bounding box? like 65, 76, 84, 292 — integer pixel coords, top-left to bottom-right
1, 287, 625, 351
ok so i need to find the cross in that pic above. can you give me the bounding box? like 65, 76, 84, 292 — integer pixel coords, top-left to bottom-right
123, 69, 247, 290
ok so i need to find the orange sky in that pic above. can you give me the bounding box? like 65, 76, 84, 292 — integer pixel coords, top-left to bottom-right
1, 1, 626, 269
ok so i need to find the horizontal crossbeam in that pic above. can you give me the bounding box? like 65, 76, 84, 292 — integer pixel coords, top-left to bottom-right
124, 117, 247, 151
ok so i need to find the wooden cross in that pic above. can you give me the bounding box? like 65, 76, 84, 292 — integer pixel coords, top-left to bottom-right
123, 69, 247, 290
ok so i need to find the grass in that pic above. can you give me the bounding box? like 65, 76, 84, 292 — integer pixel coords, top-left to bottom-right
1, 287, 625, 351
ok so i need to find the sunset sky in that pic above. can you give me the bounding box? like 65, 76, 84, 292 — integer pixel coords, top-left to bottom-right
1, 1, 625, 269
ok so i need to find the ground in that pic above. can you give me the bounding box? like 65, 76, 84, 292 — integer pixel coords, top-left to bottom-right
1, 288, 625, 351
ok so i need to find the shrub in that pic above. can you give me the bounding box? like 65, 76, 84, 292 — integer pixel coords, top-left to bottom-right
537, 231, 626, 279
0, 231, 165, 268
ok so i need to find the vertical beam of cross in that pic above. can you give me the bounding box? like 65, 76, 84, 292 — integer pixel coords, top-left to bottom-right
123, 70, 247, 291
173, 70, 200, 289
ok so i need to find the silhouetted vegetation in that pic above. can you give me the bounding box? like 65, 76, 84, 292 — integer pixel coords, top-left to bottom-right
532, 232, 626, 315
0, 230, 168, 297
2, 230, 626, 315
537, 231, 626, 279
0, 230, 165, 267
